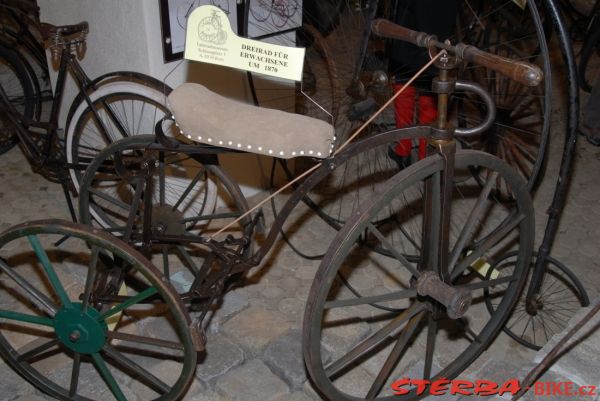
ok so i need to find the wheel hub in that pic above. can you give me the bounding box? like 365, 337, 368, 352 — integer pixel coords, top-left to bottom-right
370, 70, 389, 88
54, 303, 108, 354
152, 205, 186, 236
346, 79, 367, 100
525, 293, 544, 315
416, 271, 472, 319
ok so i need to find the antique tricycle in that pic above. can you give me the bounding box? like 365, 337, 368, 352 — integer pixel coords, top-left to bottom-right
0, 7, 542, 401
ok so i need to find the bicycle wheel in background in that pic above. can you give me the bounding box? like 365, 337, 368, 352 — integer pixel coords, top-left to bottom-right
0, 44, 34, 155
78, 135, 253, 296
245, 1, 405, 258
249, 1, 554, 249
485, 251, 589, 350
454, 0, 552, 196
0, 4, 51, 119
244, 0, 393, 144
65, 79, 176, 193
578, 19, 600, 92
243, 1, 339, 127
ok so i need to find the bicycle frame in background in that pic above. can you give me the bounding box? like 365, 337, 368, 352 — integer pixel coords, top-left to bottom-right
0, 19, 178, 222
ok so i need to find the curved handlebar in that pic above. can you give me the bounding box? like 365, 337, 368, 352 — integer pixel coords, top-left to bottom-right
371, 19, 543, 87
453, 80, 496, 137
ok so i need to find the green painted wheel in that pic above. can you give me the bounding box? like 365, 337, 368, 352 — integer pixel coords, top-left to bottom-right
0, 220, 197, 401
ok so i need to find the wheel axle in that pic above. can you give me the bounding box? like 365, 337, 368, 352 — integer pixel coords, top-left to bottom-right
416, 271, 472, 319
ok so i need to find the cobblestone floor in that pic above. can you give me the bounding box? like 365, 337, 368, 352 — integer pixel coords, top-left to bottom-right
0, 110, 599, 400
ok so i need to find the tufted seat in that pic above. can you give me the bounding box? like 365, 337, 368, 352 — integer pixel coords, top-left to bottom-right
167, 83, 335, 159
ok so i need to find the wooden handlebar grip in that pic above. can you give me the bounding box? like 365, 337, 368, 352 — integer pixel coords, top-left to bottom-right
372, 18, 543, 87
456, 44, 543, 87
371, 19, 432, 47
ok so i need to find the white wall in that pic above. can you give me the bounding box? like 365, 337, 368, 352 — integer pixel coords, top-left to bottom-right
38, 0, 273, 195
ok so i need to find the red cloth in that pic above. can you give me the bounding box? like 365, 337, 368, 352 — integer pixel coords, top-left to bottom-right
392, 84, 437, 160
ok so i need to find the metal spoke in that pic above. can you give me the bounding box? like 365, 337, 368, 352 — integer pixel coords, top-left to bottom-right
17, 338, 60, 362
0, 258, 57, 316
82, 246, 99, 312
88, 187, 131, 210
86, 101, 116, 144
324, 288, 416, 309
130, 100, 135, 134
28, 235, 72, 308
458, 276, 514, 291
451, 213, 525, 280
172, 169, 206, 211
457, 317, 481, 344
507, 310, 529, 330
102, 99, 130, 139
366, 311, 423, 400
424, 314, 437, 380
0, 309, 53, 326
366, 222, 420, 278
91, 352, 127, 401
135, 100, 146, 136
180, 211, 243, 223
505, 141, 532, 179
106, 331, 185, 351
162, 245, 170, 277
104, 344, 170, 394
176, 245, 200, 275
448, 171, 498, 272
69, 353, 81, 397
99, 287, 158, 321
325, 302, 426, 378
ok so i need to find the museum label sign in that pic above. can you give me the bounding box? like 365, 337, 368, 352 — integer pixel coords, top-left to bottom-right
184, 5, 305, 81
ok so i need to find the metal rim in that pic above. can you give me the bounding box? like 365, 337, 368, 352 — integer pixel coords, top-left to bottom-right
0, 220, 196, 401
485, 250, 590, 350
66, 82, 174, 193
455, 0, 551, 195
303, 150, 534, 401
78, 135, 253, 297
0, 44, 34, 155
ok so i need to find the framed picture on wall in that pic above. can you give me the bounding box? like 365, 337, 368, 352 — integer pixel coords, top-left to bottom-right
159, 0, 238, 62
245, 0, 302, 45
158, 0, 303, 62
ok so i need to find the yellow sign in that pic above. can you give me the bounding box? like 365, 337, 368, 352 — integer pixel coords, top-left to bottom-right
512, 0, 526, 10
184, 5, 306, 81
467, 251, 499, 280
106, 282, 128, 331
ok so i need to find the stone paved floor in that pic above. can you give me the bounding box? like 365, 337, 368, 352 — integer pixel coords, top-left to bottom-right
1, 109, 600, 400
1, 55, 600, 401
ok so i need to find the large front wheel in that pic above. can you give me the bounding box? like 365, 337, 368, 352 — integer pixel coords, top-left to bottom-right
303, 150, 534, 400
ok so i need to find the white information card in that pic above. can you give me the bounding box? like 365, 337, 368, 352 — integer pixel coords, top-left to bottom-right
184, 5, 306, 81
